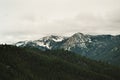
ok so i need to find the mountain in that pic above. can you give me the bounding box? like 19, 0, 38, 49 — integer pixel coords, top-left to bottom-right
15, 32, 120, 66
60, 33, 91, 54
0, 45, 120, 80
15, 35, 66, 50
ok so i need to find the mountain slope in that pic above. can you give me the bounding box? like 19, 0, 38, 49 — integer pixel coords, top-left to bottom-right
15, 33, 120, 66
1, 45, 120, 80
15, 35, 66, 50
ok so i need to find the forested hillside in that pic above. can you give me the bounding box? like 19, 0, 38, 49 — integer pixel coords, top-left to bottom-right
0, 45, 120, 80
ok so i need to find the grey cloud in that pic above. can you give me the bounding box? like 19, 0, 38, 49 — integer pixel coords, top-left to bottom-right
0, 0, 120, 43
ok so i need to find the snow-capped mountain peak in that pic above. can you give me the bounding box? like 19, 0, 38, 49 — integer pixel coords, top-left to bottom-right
15, 35, 66, 50
38, 35, 65, 42
60, 32, 91, 50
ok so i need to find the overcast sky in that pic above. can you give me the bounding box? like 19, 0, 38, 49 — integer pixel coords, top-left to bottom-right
0, 0, 120, 43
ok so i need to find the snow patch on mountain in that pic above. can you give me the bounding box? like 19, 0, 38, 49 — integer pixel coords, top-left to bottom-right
52, 37, 64, 42
35, 41, 51, 49
15, 40, 29, 47
41, 35, 65, 42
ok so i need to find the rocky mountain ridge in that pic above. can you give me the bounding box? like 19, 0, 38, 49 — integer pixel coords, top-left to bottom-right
15, 32, 120, 65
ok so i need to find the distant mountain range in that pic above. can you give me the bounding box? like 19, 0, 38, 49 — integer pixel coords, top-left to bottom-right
15, 32, 120, 65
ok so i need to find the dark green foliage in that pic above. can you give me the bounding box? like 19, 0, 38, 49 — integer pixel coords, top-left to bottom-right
0, 45, 120, 80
